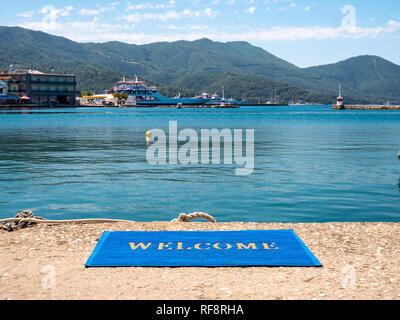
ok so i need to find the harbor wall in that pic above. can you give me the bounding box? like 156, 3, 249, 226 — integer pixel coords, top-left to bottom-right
333, 104, 400, 110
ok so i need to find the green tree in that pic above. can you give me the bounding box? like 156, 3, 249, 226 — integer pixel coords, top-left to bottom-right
113, 92, 128, 104
80, 90, 94, 97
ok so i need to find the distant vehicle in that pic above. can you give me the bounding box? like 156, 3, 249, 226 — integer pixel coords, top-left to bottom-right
102, 100, 114, 107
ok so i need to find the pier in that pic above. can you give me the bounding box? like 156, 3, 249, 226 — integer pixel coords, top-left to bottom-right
333, 104, 400, 110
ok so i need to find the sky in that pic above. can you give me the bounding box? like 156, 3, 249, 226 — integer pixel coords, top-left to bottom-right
2, 0, 400, 67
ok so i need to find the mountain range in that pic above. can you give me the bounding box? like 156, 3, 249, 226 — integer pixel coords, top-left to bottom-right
1, 26, 400, 104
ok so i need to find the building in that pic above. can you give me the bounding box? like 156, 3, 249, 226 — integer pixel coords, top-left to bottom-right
0, 78, 6, 95
0, 76, 20, 104
0, 69, 79, 105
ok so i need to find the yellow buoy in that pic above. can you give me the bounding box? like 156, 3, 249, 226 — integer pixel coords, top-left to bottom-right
145, 130, 152, 145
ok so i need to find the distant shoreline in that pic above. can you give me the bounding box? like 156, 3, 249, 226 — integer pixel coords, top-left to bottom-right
0, 103, 291, 109
3, 104, 400, 110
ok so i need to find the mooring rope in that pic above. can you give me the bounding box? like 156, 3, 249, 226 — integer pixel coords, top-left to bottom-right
171, 212, 216, 223
0, 210, 216, 232
0, 210, 134, 232
0, 210, 48, 231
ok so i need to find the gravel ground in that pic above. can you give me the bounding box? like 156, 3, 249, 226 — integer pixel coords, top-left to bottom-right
0, 221, 399, 300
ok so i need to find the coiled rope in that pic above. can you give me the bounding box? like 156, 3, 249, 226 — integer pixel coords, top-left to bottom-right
0, 210, 216, 232
0, 210, 134, 232
0, 210, 46, 231
171, 212, 216, 223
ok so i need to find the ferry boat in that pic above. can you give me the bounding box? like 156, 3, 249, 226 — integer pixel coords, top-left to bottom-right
199, 86, 243, 106
109, 77, 244, 106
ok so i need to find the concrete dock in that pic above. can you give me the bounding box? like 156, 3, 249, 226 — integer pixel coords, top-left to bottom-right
1, 221, 399, 300
333, 104, 400, 110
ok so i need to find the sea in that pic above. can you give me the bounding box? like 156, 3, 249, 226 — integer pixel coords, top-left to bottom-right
0, 105, 399, 223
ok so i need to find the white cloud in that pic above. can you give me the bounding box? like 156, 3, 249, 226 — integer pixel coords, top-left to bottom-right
17, 5, 73, 20
388, 20, 400, 29
15, 19, 400, 45
17, 11, 35, 18
61, 6, 74, 16
276, 0, 297, 11
12, 4, 400, 45
79, 3, 119, 16
126, 3, 170, 11
122, 8, 218, 22
246, 7, 256, 14
226, 24, 395, 41
80, 9, 100, 16
31, 5, 74, 29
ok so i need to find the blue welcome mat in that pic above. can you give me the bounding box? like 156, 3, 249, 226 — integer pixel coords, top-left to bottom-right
85, 230, 322, 267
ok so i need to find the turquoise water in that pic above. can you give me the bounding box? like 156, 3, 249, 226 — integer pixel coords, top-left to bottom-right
0, 105, 399, 222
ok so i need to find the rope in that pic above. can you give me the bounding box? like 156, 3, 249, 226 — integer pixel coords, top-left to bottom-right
171, 212, 216, 223
0, 210, 47, 232
0, 210, 216, 232
0, 210, 133, 232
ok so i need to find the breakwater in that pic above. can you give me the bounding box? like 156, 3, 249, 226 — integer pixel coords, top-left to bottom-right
333, 104, 400, 110
240, 103, 288, 107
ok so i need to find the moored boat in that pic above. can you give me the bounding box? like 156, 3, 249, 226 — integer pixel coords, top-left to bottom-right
109, 77, 209, 106
108, 77, 244, 106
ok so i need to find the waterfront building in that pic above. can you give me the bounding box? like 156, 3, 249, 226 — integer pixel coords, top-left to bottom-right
0, 76, 20, 104
0, 69, 79, 105
0, 79, 6, 95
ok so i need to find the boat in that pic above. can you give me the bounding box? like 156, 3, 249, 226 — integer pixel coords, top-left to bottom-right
201, 88, 244, 106
109, 77, 244, 106
109, 76, 210, 106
